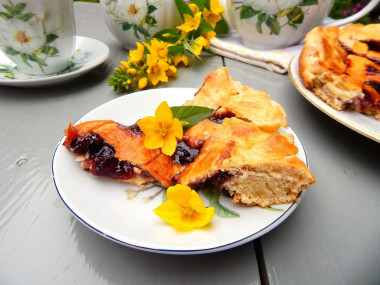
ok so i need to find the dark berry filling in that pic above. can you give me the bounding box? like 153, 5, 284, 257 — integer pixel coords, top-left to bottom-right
70, 132, 138, 180
208, 110, 235, 124
125, 123, 143, 135
171, 141, 200, 166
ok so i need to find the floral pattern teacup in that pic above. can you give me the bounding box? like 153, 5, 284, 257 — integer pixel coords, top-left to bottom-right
100, 0, 179, 50
223, 0, 379, 49
0, 0, 76, 75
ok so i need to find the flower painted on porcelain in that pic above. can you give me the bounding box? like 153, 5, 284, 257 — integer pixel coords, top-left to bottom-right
0, 1, 61, 73
116, 0, 148, 25
105, 0, 159, 39
0, 18, 45, 54
242, 0, 302, 14
153, 184, 215, 231
137, 101, 183, 156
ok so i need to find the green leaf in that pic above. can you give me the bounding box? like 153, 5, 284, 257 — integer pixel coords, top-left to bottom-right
240, 5, 260, 19
197, 18, 213, 35
0, 12, 12, 20
20, 53, 32, 67
145, 14, 157, 27
2, 4, 14, 15
45, 34, 59, 44
299, 0, 318, 6
162, 189, 167, 203
137, 25, 150, 37
175, 0, 193, 21
264, 206, 284, 212
121, 22, 132, 31
18, 12, 34, 22
4, 47, 20, 56
190, 0, 209, 10
266, 15, 280, 35
147, 5, 157, 14
287, 7, 304, 24
47, 46, 59, 56
183, 40, 201, 60
28, 54, 48, 66
201, 186, 240, 218
256, 13, 266, 34
214, 18, 228, 35
14, 3, 26, 15
153, 28, 180, 44
168, 45, 184, 57
132, 25, 140, 39
170, 105, 214, 130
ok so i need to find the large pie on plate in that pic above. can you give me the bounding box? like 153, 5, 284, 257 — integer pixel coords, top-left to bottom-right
299, 24, 380, 119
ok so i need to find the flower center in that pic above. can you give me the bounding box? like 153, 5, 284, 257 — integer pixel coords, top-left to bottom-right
152, 66, 159, 75
14, 30, 30, 43
181, 205, 195, 216
161, 127, 168, 136
127, 4, 138, 15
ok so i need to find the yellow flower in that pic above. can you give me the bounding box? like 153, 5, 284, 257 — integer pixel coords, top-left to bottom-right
173, 54, 190, 66
145, 38, 168, 61
188, 3, 199, 15
203, 8, 221, 28
120, 61, 130, 69
210, 0, 225, 14
166, 65, 177, 78
191, 36, 208, 55
137, 101, 183, 156
176, 12, 202, 33
203, 0, 224, 28
129, 42, 144, 63
153, 184, 215, 231
138, 77, 148, 89
202, 31, 216, 49
146, 54, 169, 86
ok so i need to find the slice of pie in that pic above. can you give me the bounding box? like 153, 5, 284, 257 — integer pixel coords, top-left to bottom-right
299, 24, 380, 119
63, 68, 315, 207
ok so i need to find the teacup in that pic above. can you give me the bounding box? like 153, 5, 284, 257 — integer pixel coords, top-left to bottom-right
222, 0, 380, 50
100, 0, 179, 50
0, 0, 76, 75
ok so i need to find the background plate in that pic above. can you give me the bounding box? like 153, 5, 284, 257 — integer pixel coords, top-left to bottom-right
289, 54, 380, 143
52, 88, 308, 255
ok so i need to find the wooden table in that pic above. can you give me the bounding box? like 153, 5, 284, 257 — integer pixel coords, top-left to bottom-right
1, 3, 379, 284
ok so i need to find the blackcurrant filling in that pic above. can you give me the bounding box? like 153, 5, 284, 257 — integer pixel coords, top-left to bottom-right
208, 110, 235, 124
70, 132, 140, 180
171, 141, 200, 166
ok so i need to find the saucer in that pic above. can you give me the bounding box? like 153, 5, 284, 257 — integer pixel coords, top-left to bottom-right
0, 36, 110, 87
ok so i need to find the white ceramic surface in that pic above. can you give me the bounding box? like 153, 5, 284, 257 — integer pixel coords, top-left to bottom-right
289, 54, 380, 143
52, 88, 309, 255
223, 0, 380, 50
99, 0, 179, 50
0, 0, 76, 74
0, 36, 110, 87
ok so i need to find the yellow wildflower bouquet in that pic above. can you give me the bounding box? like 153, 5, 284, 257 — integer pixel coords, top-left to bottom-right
108, 0, 228, 92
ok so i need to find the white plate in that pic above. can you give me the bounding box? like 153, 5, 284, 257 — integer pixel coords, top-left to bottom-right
289, 54, 380, 143
52, 88, 308, 255
0, 36, 110, 87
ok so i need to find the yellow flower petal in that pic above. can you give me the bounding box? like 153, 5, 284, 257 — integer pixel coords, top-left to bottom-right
154, 184, 214, 231
129, 42, 144, 62
155, 101, 173, 128
161, 131, 177, 156
203, 8, 221, 28
188, 3, 199, 15
144, 133, 164, 149
210, 0, 224, 14
137, 116, 158, 133
170, 118, 183, 139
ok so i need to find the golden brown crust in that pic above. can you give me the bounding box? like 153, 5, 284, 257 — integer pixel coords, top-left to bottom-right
178, 118, 315, 207
63, 68, 315, 207
300, 24, 380, 118
185, 67, 288, 132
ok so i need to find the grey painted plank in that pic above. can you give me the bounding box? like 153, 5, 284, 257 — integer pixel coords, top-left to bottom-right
224, 58, 380, 285
0, 3, 261, 285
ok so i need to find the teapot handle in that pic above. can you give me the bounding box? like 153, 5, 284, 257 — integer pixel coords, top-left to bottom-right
322, 0, 379, 28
